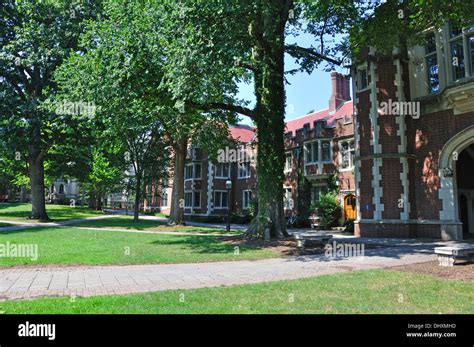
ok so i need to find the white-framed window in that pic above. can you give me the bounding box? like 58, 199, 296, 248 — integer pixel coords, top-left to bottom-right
214, 191, 228, 208
321, 140, 331, 161
185, 191, 201, 208
283, 187, 293, 210
447, 22, 474, 82
242, 190, 252, 209
311, 185, 328, 204
284, 152, 293, 173
215, 163, 230, 178
193, 191, 201, 208
449, 23, 466, 81
184, 163, 202, 180
193, 163, 202, 179
424, 31, 440, 93
238, 162, 251, 179
357, 64, 369, 91
185, 164, 193, 180
304, 140, 332, 164
161, 191, 168, 207
304, 141, 318, 164
339, 139, 355, 170
187, 144, 199, 159
184, 191, 193, 207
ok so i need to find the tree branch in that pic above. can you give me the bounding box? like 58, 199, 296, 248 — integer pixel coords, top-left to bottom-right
186, 100, 256, 119
285, 44, 342, 66
2, 75, 27, 100
234, 61, 257, 73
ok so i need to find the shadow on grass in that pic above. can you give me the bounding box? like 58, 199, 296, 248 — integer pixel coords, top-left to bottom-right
71, 218, 234, 233
0, 203, 101, 222
72, 218, 169, 230
149, 235, 265, 255
0, 203, 25, 209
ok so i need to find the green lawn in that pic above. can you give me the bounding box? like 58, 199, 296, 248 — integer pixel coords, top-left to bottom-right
0, 203, 103, 222
71, 216, 242, 234
2, 269, 474, 314
0, 226, 276, 266
153, 212, 169, 218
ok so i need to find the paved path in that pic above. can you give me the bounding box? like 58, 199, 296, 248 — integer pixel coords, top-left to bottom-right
0, 246, 435, 301
1, 213, 469, 301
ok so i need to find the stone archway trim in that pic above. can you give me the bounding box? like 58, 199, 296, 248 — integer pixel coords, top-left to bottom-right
438, 125, 474, 240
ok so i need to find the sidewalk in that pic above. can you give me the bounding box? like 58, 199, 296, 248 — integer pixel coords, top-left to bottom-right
0, 245, 435, 301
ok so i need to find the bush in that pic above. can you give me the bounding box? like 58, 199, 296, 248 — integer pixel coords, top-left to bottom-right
248, 197, 258, 218
311, 192, 342, 229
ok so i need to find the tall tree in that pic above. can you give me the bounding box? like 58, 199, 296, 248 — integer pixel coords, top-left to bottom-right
0, 0, 102, 220
54, 1, 233, 224
157, 0, 474, 239
157, 0, 357, 238
52, 2, 189, 221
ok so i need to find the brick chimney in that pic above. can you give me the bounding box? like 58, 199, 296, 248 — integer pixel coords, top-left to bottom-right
329, 72, 351, 113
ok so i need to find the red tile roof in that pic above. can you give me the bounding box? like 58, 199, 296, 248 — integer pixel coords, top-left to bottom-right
285, 101, 354, 136
229, 124, 256, 143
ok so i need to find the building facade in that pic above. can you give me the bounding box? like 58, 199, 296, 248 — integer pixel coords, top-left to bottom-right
173, 73, 356, 223
353, 22, 474, 240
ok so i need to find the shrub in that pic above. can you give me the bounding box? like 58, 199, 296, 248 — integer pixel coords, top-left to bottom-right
248, 197, 258, 218
311, 192, 342, 229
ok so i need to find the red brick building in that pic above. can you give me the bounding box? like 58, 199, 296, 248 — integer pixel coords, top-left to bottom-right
353, 23, 474, 240
157, 73, 356, 223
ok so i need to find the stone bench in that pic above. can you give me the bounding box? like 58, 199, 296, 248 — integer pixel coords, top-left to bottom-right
294, 234, 333, 250
434, 245, 474, 267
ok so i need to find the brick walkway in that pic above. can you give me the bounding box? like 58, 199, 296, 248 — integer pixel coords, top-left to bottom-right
0, 246, 435, 301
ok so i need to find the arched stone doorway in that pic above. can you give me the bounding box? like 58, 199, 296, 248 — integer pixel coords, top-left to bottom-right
438, 125, 474, 240
456, 144, 474, 237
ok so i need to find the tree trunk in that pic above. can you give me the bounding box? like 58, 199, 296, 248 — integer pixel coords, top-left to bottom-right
20, 186, 28, 203
96, 190, 102, 211
247, 1, 290, 239
88, 189, 97, 209
28, 149, 49, 221
168, 137, 187, 225
133, 174, 141, 222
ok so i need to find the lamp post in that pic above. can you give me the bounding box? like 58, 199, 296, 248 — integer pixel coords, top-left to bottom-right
226, 180, 232, 232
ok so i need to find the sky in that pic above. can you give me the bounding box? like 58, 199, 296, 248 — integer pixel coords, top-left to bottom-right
236, 33, 351, 126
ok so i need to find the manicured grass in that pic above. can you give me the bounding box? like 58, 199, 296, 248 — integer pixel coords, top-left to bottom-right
71, 216, 242, 234
2, 269, 474, 314
0, 226, 276, 267
153, 212, 169, 218
0, 203, 103, 222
